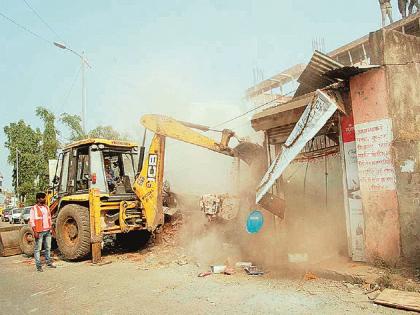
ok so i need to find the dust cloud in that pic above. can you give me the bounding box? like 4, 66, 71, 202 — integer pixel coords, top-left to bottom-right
173, 152, 349, 274
92, 64, 348, 273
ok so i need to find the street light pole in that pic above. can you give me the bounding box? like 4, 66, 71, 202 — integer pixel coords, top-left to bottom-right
81, 51, 86, 133
15, 148, 20, 201
54, 42, 91, 134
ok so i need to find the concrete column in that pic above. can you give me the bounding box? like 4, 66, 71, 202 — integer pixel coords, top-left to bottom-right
350, 68, 401, 265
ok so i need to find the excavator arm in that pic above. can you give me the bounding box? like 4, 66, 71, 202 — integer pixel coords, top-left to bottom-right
132, 114, 269, 231
140, 114, 237, 157
132, 133, 166, 231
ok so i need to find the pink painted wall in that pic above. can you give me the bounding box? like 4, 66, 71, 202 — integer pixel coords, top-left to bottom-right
350, 68, 401, 265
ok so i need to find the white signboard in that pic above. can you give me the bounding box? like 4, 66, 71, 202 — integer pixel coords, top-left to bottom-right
341, 115, 366, 261
256, 90, 338, 203
354, 118, 396, 191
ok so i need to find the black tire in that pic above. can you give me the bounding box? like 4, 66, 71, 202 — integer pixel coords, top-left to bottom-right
115, 230, 151, 251
56, 204, 91, 260
19, 226, 35, 256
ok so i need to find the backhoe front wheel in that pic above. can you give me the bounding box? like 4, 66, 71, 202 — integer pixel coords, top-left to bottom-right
56, 204, 91, 260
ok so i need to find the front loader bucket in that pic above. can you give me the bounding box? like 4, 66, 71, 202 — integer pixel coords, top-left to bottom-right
0, 226, 23, 257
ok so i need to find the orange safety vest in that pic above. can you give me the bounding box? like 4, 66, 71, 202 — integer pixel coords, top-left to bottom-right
32, 205, 52, 233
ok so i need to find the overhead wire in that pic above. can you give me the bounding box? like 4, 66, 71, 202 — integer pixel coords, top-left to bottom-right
210, 88, 297, 129
22, 0, 64, 43
1, 7, 80, 144
0, 11, 51, 44
211, 99, 275, 129
162, 88, 298, 153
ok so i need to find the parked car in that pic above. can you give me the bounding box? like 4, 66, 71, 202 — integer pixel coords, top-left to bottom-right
2, 208, 11, 222
20, 206, 31, 224
10, 208, 23, 224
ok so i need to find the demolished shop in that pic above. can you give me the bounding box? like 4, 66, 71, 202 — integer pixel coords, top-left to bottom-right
248, 15, 420, 267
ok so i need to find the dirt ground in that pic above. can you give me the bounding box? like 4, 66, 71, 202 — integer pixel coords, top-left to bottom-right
0, 222, 417, 315
1, 214, 419, 315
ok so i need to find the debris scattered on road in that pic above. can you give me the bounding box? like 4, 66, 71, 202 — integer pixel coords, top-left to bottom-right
343, 282, 354, 289
364, 283, 380, 295
244, 265, 264, 276
303, 272, 318, 281
91, 260, 112, 267
198, 271, 212, 277
211, 265, 227, 274
367, 290, 381, 300
176, 259, 188, 266
235, 261, 252, 268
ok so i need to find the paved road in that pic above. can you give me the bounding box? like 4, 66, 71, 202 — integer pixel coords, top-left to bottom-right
0, 250, 413, 315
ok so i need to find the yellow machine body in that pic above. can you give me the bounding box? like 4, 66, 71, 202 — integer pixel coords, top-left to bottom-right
42, 115, 259, 263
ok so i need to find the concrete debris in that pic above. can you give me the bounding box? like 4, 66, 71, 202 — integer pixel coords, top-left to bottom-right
163, 207, 179, 217
303, 272, 318, 281
199, 266, 235, 276
223, 267, 235, 275
343, 282, 354, 289
211, 265, 227, 274
367, 290, 381, 300
235, 262, 253, 268
244, 265, 264, 276
176, 259, 188, 266
199, 194, 239, 221
198, 272, 212, 277
364, 283, 380, 294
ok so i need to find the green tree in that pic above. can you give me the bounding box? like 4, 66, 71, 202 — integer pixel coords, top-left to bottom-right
60, 113, 86, 141
60, 113, 129, 142
4, 120, 43, 204
88, 125, 129, 140
36, 107, 60, 189
36, 107, 59, 158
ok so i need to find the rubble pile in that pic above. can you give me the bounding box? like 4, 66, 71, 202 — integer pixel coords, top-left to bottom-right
160, 213, 183, 246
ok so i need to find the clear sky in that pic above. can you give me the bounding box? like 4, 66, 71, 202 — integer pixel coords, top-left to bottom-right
0, 1, 404, 190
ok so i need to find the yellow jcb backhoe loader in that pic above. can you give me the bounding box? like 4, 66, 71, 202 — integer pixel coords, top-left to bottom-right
15, 114, 275, 263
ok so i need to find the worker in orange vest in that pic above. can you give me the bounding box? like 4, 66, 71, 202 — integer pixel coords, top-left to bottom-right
29, 192, 56, 272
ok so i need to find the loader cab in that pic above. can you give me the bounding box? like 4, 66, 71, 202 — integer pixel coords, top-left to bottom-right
54, 139, 139, 197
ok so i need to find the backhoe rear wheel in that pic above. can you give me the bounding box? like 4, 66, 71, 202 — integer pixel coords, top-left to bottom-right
56, 204, 91, 260
19, 226, 35, 256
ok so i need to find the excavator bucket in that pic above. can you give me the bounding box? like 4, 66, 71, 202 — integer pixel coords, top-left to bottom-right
232, 142, 266, 168
141, 114, 267, 167
0, 226, 22, 257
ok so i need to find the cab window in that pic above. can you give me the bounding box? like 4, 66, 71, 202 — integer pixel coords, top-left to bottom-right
90, 148, 107, 193
76, 147, 89, 192
59, 152, 70, 193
